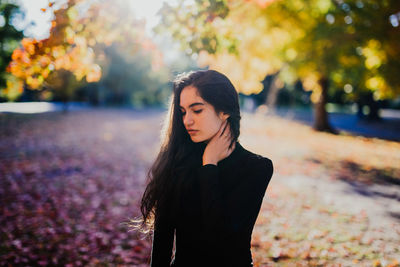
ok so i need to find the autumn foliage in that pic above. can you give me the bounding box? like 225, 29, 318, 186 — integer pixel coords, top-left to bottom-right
5, 0, 163, 99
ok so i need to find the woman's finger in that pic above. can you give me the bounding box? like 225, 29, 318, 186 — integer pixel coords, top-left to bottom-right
224, 125, 231, 140
218, 120, 225, 135
223, 125, 231, 145
219, 120, 228, 137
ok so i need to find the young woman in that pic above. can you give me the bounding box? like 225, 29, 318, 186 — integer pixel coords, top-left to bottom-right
131, 70, 274, 267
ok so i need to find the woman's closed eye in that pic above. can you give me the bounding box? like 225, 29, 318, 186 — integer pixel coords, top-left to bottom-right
181, 110, 202, 115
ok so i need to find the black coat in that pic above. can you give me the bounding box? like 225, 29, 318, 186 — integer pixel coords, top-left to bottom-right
150, 141, 274, 267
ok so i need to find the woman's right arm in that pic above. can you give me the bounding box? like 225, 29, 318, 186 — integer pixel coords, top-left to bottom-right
150, 207, 175, 267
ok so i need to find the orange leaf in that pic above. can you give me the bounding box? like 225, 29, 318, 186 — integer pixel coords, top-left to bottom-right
387, 259, 399, 267
373, 260, 382, 267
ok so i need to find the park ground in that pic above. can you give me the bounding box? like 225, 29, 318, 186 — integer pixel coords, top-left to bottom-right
0, 108, 399, 266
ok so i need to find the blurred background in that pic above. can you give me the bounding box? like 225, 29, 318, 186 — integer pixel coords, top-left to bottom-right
1, 0, 399, 266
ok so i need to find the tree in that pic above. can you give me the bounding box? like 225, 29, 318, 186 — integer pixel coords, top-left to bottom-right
87, 43, 169, 107
157, 0, 400, 132
4, 0, 163, 108
0, 0, 24, 101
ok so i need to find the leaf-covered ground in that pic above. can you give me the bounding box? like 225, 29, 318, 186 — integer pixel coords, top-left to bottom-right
1, 108, 399, 266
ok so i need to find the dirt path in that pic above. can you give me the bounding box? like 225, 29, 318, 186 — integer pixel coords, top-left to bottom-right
1, 108, 399, 266
239, 112, 400, 266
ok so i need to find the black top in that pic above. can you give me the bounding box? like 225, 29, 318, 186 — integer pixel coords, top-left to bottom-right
150, 141, 274, 267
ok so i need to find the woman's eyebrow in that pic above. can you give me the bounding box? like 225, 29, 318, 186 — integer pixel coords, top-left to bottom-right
180, 102, 204, 109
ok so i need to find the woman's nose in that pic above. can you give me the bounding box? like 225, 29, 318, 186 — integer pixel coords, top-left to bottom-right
184, 113, 194, 126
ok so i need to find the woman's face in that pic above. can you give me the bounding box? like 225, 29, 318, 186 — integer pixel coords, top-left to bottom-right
179, 85, 228, 143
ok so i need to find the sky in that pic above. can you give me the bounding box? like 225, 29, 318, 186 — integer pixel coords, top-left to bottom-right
15, 0, 168, 39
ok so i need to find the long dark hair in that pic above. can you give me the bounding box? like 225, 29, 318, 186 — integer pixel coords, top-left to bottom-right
125, 69, 241, 238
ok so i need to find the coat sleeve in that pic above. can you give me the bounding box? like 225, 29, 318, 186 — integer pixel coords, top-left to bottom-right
196, 157, 273, 240
150, 203, 175, 266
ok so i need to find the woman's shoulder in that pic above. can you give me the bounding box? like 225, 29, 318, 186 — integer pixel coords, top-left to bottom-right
240, 145, 273, 174
236, 146, 274, 190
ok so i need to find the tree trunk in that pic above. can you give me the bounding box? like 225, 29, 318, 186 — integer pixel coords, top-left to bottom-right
62, 97, 69, 114
356, 100, 364, 119
265, 71, 280, 115
313, 77, 337, 134
364, 91, 382, 121
356, 91, 382, 121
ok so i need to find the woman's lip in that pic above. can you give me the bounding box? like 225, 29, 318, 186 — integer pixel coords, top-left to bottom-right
188, 130, 198, 134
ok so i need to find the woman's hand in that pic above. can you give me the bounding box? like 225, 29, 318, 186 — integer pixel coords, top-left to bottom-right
202, 120, 235, 166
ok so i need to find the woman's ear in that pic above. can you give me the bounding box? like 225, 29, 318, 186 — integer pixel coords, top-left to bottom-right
219, 112, 230, 121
